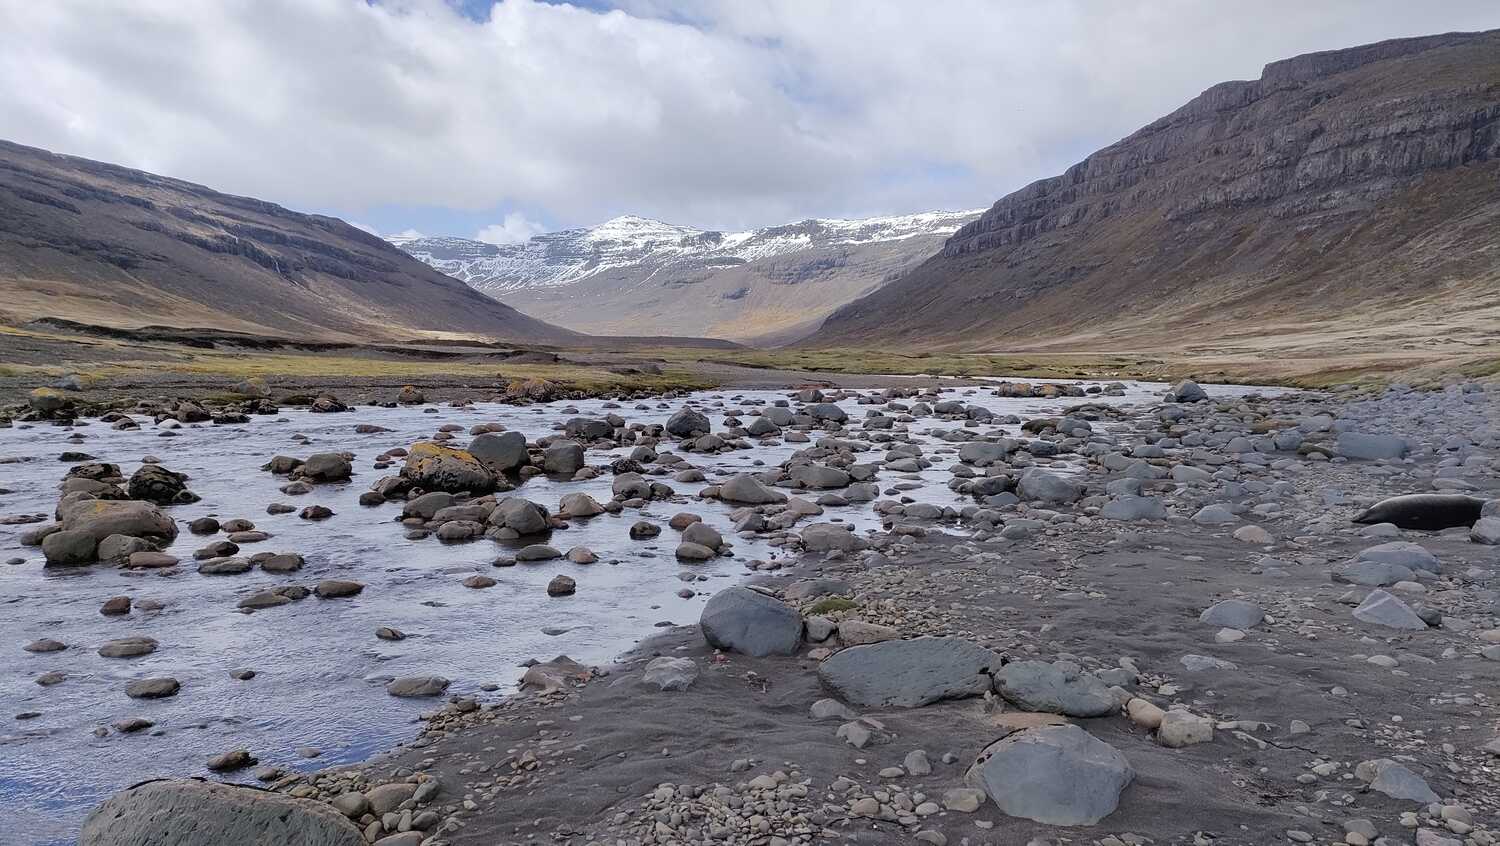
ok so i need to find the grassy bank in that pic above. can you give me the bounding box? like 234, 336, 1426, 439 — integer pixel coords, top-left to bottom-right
640, 345, 1500, 390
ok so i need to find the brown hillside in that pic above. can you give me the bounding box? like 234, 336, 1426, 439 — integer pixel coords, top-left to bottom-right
0, 140, 577, 344
813, 31, 1500, 363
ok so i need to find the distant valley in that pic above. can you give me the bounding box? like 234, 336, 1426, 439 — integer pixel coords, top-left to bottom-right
391, 211, 979, 344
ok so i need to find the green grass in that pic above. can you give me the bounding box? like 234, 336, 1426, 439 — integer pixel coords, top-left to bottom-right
640, 347, 1174, 380
68, 350, 719, 395
806, 597, 859, 615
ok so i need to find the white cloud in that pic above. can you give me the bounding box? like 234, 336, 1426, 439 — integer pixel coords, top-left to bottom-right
0, 0, 1496, 232
475, 213, 547, 245
348, 221, 380, 235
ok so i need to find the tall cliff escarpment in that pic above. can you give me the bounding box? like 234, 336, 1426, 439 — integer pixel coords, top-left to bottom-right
814, 31, 1500, 352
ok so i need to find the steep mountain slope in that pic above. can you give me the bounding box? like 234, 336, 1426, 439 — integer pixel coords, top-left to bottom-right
0, 140, 576, 343
392, 211, 979, 343
813, 31, 1500, 360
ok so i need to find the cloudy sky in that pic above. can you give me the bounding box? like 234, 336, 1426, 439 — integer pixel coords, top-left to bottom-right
2, 1, 1497, 243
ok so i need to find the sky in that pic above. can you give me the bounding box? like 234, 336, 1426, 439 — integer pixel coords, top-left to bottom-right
2, 1, 1497, 244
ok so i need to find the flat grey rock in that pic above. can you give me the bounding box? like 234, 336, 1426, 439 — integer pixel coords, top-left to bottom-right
641, 656, 699, 691
1352, 541, 1440, 574
1334, 559, 1416, 587
718, 473, 787, 505
1338, 432, 1408, 460
1180, 654, 1238, 672
993, 660, 1116, 717
1016, 469, 1082, 504
818, 636, 996, 708
1352, 589, 1427, 630
1198, 599, 1264, 630
386, 676, 450, 697
1357, 758, 1439, 803
80, 778, 362, 846
966, 725, 1133, 826
1100, 495, 1166, 521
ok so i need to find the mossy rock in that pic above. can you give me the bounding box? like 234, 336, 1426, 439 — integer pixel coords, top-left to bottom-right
807, 597, 858, 615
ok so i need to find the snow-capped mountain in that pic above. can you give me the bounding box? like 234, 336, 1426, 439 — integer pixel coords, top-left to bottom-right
391, 211, 979, 295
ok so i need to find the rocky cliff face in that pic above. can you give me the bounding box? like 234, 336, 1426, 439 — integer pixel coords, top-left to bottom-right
0, 141, 575, 343
393, 211, 979, 343
815, 30, 1500, 353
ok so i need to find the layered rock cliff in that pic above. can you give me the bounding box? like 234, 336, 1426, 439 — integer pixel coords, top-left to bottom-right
814, 30, 1500, 354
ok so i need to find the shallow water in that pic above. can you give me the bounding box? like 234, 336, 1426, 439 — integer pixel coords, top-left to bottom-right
0, 380, 1272, 843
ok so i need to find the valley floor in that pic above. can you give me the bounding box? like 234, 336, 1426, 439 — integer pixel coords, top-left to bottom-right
3, 315, 1497, 413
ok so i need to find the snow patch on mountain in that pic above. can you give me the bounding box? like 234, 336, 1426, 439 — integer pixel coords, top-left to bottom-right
390, 210, 981, 295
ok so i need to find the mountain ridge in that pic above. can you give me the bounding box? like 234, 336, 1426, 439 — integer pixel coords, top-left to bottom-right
391, 209, 980, 343
0, 139, 577, 344
814, 29, 1500, 359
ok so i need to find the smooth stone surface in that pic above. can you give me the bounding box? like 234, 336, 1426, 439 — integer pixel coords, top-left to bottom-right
699, 586, 802, 657
966, 724, 1133, 826
992, 660, 1116, 717
818, 636, 996, 708
79, 778, 363, 846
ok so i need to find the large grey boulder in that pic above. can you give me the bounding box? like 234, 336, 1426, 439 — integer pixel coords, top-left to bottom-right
746, 417, 781, 436
542, 440, 585, 475
789, 463, 851, 489
818, 636, 996, 708
966, 725, 1133, 826
60, 500, 178, 544
761, 407, 796, 426
611, 472, 653, 501
641, 657, 699, 691
1016, 469, 1082, 505
1353, 589, 1428, 630
1191, 504, 1238, 525
666, 408, 711, 438
1356, 758, 1439, 803
557, 492, 605, 519
1334, 559, 1416, 587
682, 521, 724, 550
488, 497, 550, 535
400, 443, 496, 493
1198, 599, 1264, 630
699, 587, 802, 657
386, 676, 450, 697
469, 431, 529, 473
401, 491, 454, 521
297, 453, 352, 483
1169, 380, 1207, 403
800, 523, 868, 552
43, 530, 100, 566
1472, 516, 1500, 545
1338, 432, 1408, 461
1351, 541, 1440, 574
1100, 495, 1166, 521
564, 417, 614, 441
718, 473, 787, 505
805, 403, 847, 423
127, 464, 192, 504
992, 660, 1116, 717
958, 441, 1012, 466
80, 778, 363, 846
